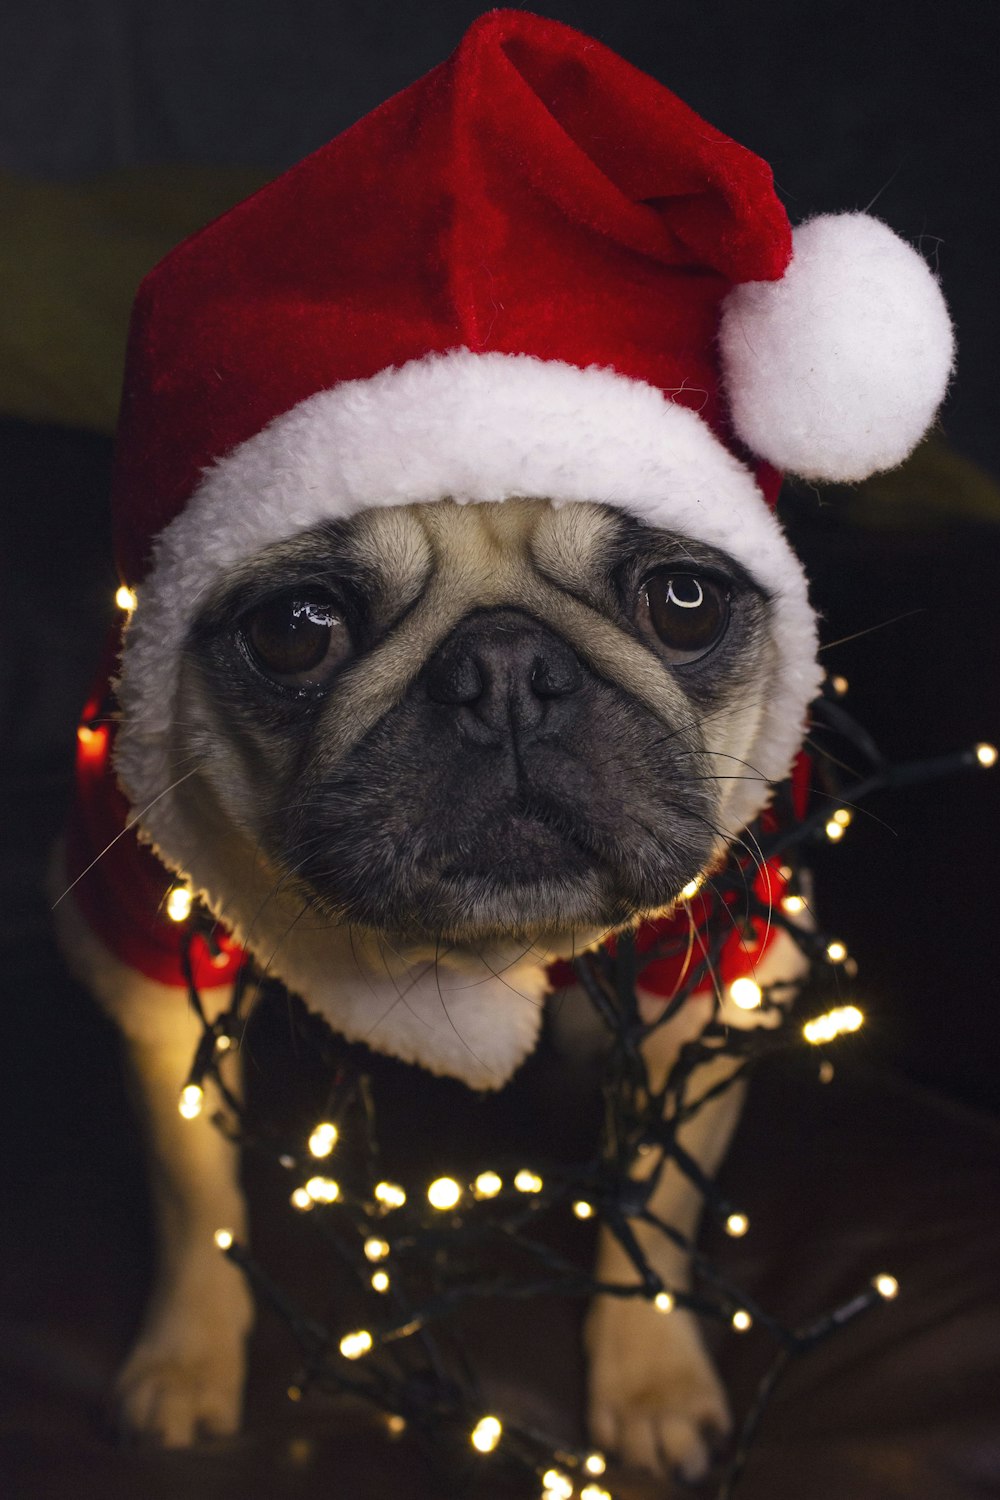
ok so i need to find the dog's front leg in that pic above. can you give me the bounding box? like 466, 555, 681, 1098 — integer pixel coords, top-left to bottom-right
585, 1008, 743, 1483
58, 897, 253, 1445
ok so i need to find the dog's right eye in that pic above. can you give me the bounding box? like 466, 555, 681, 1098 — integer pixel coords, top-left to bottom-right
241, 595, 352, 688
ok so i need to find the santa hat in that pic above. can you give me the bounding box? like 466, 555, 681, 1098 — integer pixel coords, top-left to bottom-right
113, 8, 953, 864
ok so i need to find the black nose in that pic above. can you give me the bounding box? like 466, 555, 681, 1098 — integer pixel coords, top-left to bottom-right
424, 609, 583, 740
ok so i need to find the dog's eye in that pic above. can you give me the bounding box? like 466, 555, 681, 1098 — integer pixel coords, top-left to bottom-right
242, 595, 351, 687
638, 571, 730, 663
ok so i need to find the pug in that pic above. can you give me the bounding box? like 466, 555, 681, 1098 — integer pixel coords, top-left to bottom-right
55, 8, 952, 1483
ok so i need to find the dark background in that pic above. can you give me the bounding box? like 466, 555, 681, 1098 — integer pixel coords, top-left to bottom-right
1, 5, 999, 1498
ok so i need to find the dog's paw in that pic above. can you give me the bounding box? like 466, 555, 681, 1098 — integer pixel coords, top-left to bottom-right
586, 1295, 731, 1483
115, 1273, 253, 1447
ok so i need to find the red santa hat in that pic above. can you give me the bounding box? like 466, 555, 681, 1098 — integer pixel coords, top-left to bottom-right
112, 8, 953, 867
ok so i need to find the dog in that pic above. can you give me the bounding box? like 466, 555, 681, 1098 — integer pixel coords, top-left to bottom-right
54, 9, 952, 1482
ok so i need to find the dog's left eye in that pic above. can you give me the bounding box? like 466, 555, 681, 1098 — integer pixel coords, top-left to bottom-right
241, 595, 352, 687
637, 570, 730, 664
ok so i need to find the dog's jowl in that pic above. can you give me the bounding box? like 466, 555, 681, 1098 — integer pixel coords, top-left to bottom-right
57, 10, 952, 1476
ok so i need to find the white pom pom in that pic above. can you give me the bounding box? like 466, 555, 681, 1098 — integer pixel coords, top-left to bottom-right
720, 213, 955, 482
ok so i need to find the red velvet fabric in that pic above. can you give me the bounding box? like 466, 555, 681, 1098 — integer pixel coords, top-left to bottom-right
111, 8, 791, 583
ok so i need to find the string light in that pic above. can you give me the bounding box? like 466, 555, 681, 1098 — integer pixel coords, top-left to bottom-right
364, 1237, 390, 1261
782, 892, 806, 914
725, 1212, 749, 1238
470, 1415, 503, 1452
166, 885, 193, 923
215, 1033, 233, 1051
679, 875, 703, 900
831, 674, 849, 696
580, 1485, 612, 1500
427, 1177, 462, 1210
115, 584, 137, 612
213, 1228, 233, 1250
473, 1171, 503, 1199
732, 1309, 753, 1332
338, 1329, 373, 1360
874, 1273, 899, 1300
386, 1414, 407, 1436
831, 808, 853, 828
305, 1176, 340, 1203
514, 1169, 544, 1193
803, 1004, 864, 1045
573, 1200, 595, 1219
975, 741, 998, 768
290, 1187, 314, 1211
542, 1470, 573, 1499
178, 1083, 203, 1119
370, 1270, 390, 1293
308, 1121, 338, 1158
728, 977, 762, 1011
654, 1291, 675, 1314
825, 819, 845, 842
584, 1453, 607, 1476
373, 1180, 406, 1209
825, 940, 848, 964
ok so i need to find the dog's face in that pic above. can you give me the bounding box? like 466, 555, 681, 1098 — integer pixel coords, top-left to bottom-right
176, 498, 776, 957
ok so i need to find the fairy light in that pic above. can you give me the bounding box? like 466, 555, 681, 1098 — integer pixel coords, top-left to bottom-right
573, 1199, 595, 1220
729, 977, 762, 1011
215, 1033, 233, 1052
213, 1228, 233, 1250
386, 1414, 407, 1436
308, 1121, 338, 1158
803, 1004, 864, 1045
290, 1187, 314, 1211
427, 1176, 462, 1210
679, 875, 704, 900
874, 1273, 899, 1300
115, 584, 137, 612
732, 1308, 753, 1332
305, 1176, 340, 1204
782, 892, 806, 914
975, 741, 998, 768
654, 1290, 675, 1314
178, 1083, 203, 1119
825, 819, 845, 842
166, 885, 193, 923
514, 1169, 544, 1193
826, 940, 848, 964
726, 1212, 749, 1238
831, 674, 849, 696
364, 1237, 390, 1262
832, 807, 853, 828
584, 1453, 607, 1476
374, 1180, 406, 1209
542, 1470, 573, 1499
338, 1329, 372, 1360
580, 1486, 612, 1500
473, 1171, 503, 1199
371, 1270, 390, 1293
470, 1415, 502, 1453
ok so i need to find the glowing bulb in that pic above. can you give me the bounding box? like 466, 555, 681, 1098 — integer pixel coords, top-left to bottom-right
305, 1176, 340, 1203
470, 1415, 502, 1453
782, 893, 806, 914
290, 1187, 314, 1211
166, 885, 193, 923
725, 1212, 749, 1238
826, 940, 848, 964
473, 1171, 503, 1199
513, 1169, 543, 1194
679, 876, 703, 901
386, 1414, 407, 1436
874, 1273, 899, 1300
115, 584, 137, 612
374, 1180, 406, 1209
654, 1291, 675, 1314
371, 1270, 390, 1293
339, 1329, 373, 1360
803, 1004, 864, 1045
732, 1309, 753, 1332
975, 741, 998, 768
573, 1200, 595, 1220
178, 1083, 203, 1119
831, 674, 849, 696
584, 1453, 607, 1476
308, 1121, 338, 1158
364, 1237, 390, 1262
213, 1228, 233, 1250
729, 977, 762, 1011
581, 1486, 612, 1500
427, 1177, 462, 1210
286, 1385, 302, 1401
832, 807, 853, 828
215, 1033, 233, 1051
825, 819, 845, 842
542, 1471, 573, 1499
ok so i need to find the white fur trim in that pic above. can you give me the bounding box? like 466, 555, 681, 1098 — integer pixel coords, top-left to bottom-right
720, 214, 955, 482
115, 352, 821, 1083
